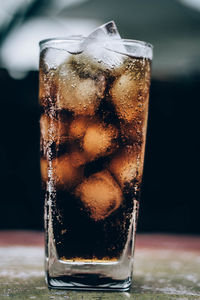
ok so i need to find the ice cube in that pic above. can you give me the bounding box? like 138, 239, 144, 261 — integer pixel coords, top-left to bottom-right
83, 121, 118, 161
40, 114, 69, 145
75, 170, 122, 221
67, 54, 107, 80
83, 21, 122, 43
52, 154, 83, 190
40, 47, 70, 73
110, 72, 142, 123
56, 66, 105, 115
39, 47, 69, 105
69, 146, 88, 168
111, 57, 152, 122
79, 21, 126, 69
54, 22, 127, 112
40, 155, 83, 189
69, 116, 91, 140
108, 147, 141, 190
121, 99, 149, 145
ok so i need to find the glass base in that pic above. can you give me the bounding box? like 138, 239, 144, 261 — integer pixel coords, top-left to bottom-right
45, 200, 138, 291
46, 273, 131, 291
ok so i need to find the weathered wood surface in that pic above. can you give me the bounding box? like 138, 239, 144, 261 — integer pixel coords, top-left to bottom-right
0, 231, 200, 299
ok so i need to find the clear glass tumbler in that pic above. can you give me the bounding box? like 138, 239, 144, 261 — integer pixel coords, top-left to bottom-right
39, 37, 152, 291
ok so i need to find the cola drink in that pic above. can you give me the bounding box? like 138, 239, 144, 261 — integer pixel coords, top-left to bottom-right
39, 22, 152, 290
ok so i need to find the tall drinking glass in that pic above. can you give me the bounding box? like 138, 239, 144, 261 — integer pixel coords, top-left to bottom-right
39, 35, 152, 291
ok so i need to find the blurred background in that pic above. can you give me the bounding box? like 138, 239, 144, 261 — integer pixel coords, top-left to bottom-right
0, 0, 199, 233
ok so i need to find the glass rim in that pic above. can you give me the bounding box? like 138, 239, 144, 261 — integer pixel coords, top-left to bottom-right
39, 37, 153, 50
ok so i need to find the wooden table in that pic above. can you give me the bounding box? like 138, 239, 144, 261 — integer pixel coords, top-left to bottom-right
0, 231, 200, 299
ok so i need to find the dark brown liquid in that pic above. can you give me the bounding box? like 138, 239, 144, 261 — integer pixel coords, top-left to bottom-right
39, 52, 151, 260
